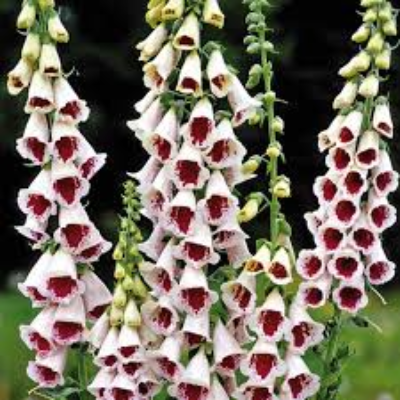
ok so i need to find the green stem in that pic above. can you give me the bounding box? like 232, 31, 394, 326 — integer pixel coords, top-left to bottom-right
78, 346, 90, 400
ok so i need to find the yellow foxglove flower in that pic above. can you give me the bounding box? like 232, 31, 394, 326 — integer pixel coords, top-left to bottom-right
273, 176, 291, 198
21, 32, 41, 63
17, 2, 36, 30
173, 13, 200, 51
203, 0, 225, 29
48, 13, 70, 43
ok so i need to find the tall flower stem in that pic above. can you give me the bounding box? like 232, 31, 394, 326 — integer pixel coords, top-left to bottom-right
78, 345, 90, 400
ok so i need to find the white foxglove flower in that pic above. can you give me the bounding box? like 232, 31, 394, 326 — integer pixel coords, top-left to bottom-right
214, 219, 249, 250
169, 347, 211, 400
327, 248, 364, 281
317, 115, 345, 152
39, 43, 62, 77
313, 172, 340, 205
203, 0, 225, 29
175, 266, 217, 315
207, 49, 231, 97
297, 274, 332, 309
235, 380, 277, 400
333, 80, 358, 109
266, 247, 293, 286
281, 354, 320, 400
137, 23, 168, 62
358, 74, 380, 98
51, 161, 90, 208
173, 13, 200, 51
136, 369, 161, 399
88, 312, 110, 350
176, 50, 203, 97
134, 89, 159, 115
117, 325, 142, 361
337, 110, 363, 146
341, 167, 368, 198
226, 239, 253, 268
81, 269, 112, 321
373, 102, 393, 138
355, 130, 380, 170
332, 277, 368, 314
316, 221, 346, 253
226, 311, 252, 345
51, 295, 86, 345
73, 229, 112, 263
88, 368, 116, 399
25, 71, 55, 114
143, 107, 179, 162
349, 214, 378, 255
249, 289, 288, 342
118, 355, 145, 380
129, 156, 161, 194
296, 249, 326, 281
222, 270, 256, 315
21, 32, 41, 62
330, 196, 360, 228
16, 215, 50, 245
54, 77, 90, 124
27, 348, 67, 388
7, 58, 33, 96
365, 244, 396, 285
371, 150, 399, 197
326, 142, 355, 173
244, 245, 271, 275
17, 113, 50, 165
20, 306, 57, 357
75, 136, 107, 180
18, 169, 56, 223
51, 121, 84, 163
240, 339, 285, 383
366, 193, 396, 233
143, 42, 179, 90
182, 312, 211, 348
95, 327, 120, 370
138, 223, 166, 261
304, 208, 326, 236
228, 75, 261, 127
106, 374, 137, 400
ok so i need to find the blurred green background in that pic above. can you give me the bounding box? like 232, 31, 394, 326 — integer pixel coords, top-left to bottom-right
1, 0, 400, 399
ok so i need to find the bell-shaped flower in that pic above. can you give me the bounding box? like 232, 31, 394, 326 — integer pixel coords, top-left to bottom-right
297, 274, 332, 309
332, 277, 368, 314
106, 374, 137, 400
175, 266, 217, 315
143, 42, 179, 90
134, 89, 159, 115
162, 0, 185, 20
54, 77, 90, 124
223, 163, 256, 188
337, 110, 363, 146
326, 142, 355, 173
199, 170, 238, 226
204, 119, 247, 169
266, 247, 293, 286
327, 248, 364, 281
127, 97, 164, 141
341, 167, 368, 199
203, 0, 225, 29
95, 327, 120, 370
281, 354, 320, 400
136, 369, 161, 399
169, 347, 211, 400
7, 58, 33, 96
27, 348, 67, 388
373, 101, 393, 138
50, 121, 84, 163
173, 13, 200, 51
214, 219, 249, 250
39, 43, 62, 77
25, 71, 55, 114
164, 190, 198, 237
304, 208, 326, 237
88, 312, 110, 350
317, 115, 345, 152
296, 249, 326, 281
349, 213, 378, 255
88, 368, 116, 399
124, 298, 142, 329
81, 269, 112, 320
228, 75, 261, 127
227, 239, 253, 268
137, 23, 168, 62
138, 223, 166, 261
51, 161, 90, 208
74, 229, 112, 264
16, 113, 50, 165
141, 296, 179, 336
47, 13, 70, 43
129, 156, 161, 194
142, 166, 173, 218
143, 107, 179, 162
330, 196, 360, 228
18, 252, 52, 307
240, 339, 285, 383
313, 172, 340, 206
207, 49, 231, 97
76, 137, 107, 181
20, 306, 57, 357
222, 270, 256, 315
16, 215, 50, 245
140, 240, 177, 295
366, 192, 396, 233
316, 221, 346, 254
244, 245, 271, 275
365, 244, 396, 286
249, 289, 288, 342
177, 50, 203, 97
235, 381, 277, 400
333, 80, 358, 110
355, 130, 380, 170
149, 334, 183, 381
358, 73, 379, 98
182, 312, 211, 348
117, 324, 142, 361
227, 311, 252, 345
118, 352, 145, 381
371, 150, 399, 197
18, 169, 56, 223
174, 222, 220, 268
51, 295, 86, 345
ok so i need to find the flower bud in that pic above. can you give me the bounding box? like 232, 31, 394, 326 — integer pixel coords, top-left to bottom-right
352, 50, 372, 72
351, 24, 371, 43
263, 91, 277, 105
38, 0, 55, 10
146, 2, 164, 28
248, 112, 261, 125
238, 198, 261, 223
113, 244, 124, 261
272, 116, 284, 133
162, 0, 185, 21
114, 263, 126, 279
378, 3, 393, 23
113, 284, 128, 309
39, 43, 62, 77
383, 20, 397, 36
124, 299, 142, 328
122, 275, 135, 291
366, 32, 384, 55
358, 74, 379, 98
7, 58, 33, 96
241, 156, 262, 174
109, 306, 124, 327
333, 80, 358, 110
132, 275, 148, 299
363, 8, 377, 23
148, 0, 165, 8
266, 143, 282, 158
48, 13, 70, 43
273, 176, 291, 198
17, 3, 36, 30
360, 0, 382, 7
375, 47, 391, 70
21, 33, 41, 63
203, 0, 225, 29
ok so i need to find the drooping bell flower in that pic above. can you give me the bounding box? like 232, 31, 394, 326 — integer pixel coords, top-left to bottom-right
88, 313, 110, 350
129, 156, 161, 194
203, 0, 225, 29
365, 244, 396, 286
366, 192, 397, 233
16, 214, 50, 245
51, 121, 84, 163
341, 167, 368, 198
162, 0, 185, 21
204, 119, 247, 169
371, 150, 399, 197
81, 269, 112, 320
332, 277, 368, 314
234, 381, 277, 400
51, 295, 86, 345
88, 368, 116, 399
182, 312, 211, 348
39, 43, 62, 77
134, 89, 160, 115
326, 142, 355, 173
27, 348, 67, 388
20, 306, 57, 357
16, 113, 50, 165
336, 110, 363, 146
327, 248, 363, 281
245, 244, 271, 275
138, 222, 167, 261
175, 266, 217, 315
173, 13, 200, 51
176, 50, 203, 97
7, 58, 33, 96
214, 219, 249, 250
118, 352, 145, 381
249, 289, 288, 342
137, 23, 168, 62
266, 247, 293, 286
207, 49, 231, 97
372, 101, 393, 138
74, 230, 112, 264
349, 213, 378, 255
228, 75, 261, 127
296, 249, 326, 281
95, 327, 120, 370
117, 324, 142, 361
25, 71, 55, 114
226, 239, 253, 269
333, 80, 358, 110
76, 137, 107, 181
355, 130, 380, 170
106, 374, 137, 400
54, 76, 90, 124
330, 195, 360, 228
316, 220, 346, 253
297, 274, 332, 309
227, 311, 253, 345
312, 172, 340, 206
136, 369, 161, 399
304, 208, 326, 237
18, 169, 56, 223
223, 162, 257, 188
317, 115, 345, 152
